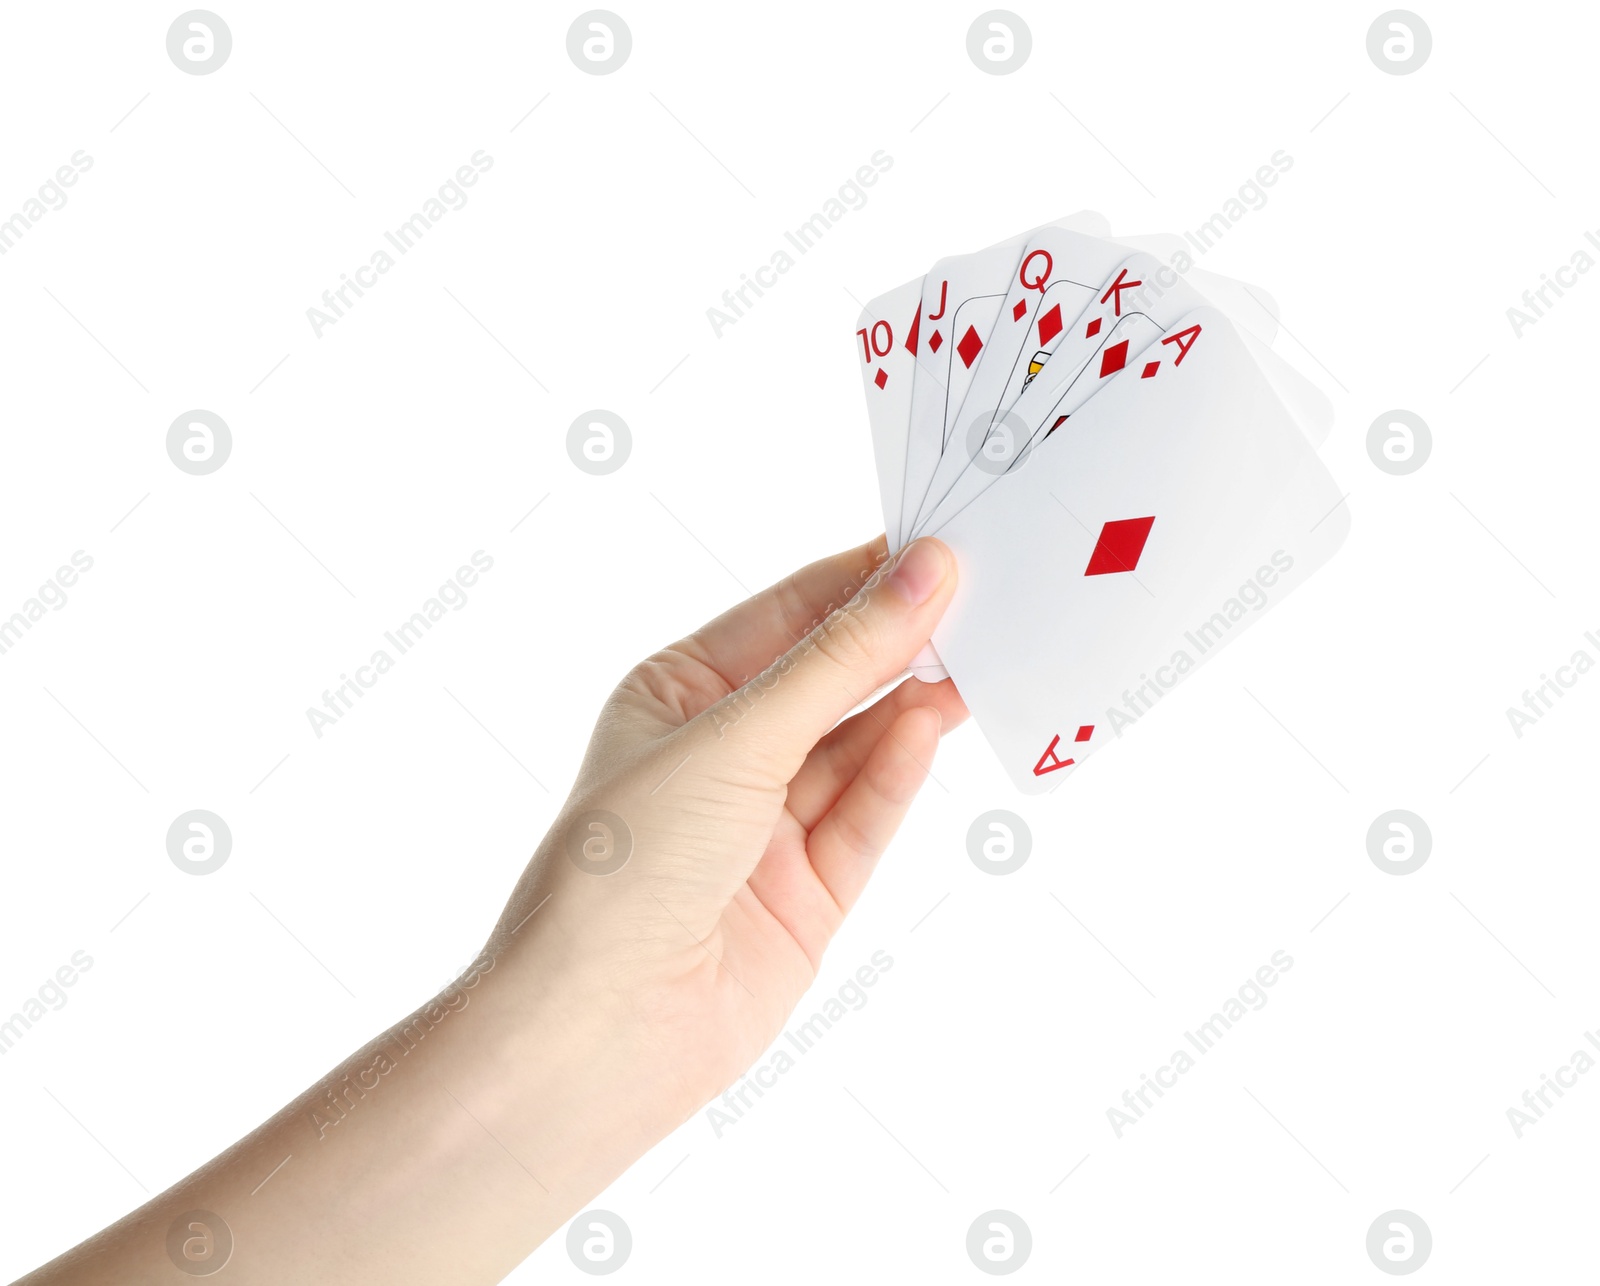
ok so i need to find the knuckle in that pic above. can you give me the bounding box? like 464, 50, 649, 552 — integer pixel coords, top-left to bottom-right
773, 571, 818, 635
806, 603, 879, 673
827, 806, 880, 864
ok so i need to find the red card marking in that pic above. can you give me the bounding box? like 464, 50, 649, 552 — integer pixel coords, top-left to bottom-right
1101, 267, 1143, 316
1037, 304, 1063, 346
956, 325, 984, 368
874, 368, 887, 389
1033, 725, 1094, 776
1012, 298, 1028, 322
1034, 734, 1072, 775
1161, 323, 1202, 364
1098, 339, 1129, 378
1084, 516, 1156, 576
905, 308, 920, 356
928, 329, 944, 353
1084, 316, 1102, 338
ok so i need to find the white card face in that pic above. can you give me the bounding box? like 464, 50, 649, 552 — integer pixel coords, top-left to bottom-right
855, 277, 923, 543
914, 252, 1213, 540
930, 308, 1348, 794
940, 294, 1003, 449
897, 240, 1025, 551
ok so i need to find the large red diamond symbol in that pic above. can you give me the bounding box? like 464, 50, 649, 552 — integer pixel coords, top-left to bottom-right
956, 325, 984, 368
1012, 298, 1028, 321
1084, 516, 1156, 576
1037, 303, 1063, 345
874, 368, 888, 389
928, 329, 944, 353
1098, 339, 1129, 378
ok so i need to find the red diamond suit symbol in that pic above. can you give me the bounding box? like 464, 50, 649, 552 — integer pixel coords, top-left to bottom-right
1098, 339, 1129, 378
1037, 304, 1063, 346
1084, 517, 1155, 576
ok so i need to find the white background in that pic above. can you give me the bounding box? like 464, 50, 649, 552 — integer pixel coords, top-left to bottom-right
2, 0, 1596, 1280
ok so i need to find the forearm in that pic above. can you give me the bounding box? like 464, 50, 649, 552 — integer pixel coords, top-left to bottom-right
18, 933, 672, 1285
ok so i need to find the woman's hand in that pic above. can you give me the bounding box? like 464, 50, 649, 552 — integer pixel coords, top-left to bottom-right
18, 535, 964, 1285
487, 533, 965, 1125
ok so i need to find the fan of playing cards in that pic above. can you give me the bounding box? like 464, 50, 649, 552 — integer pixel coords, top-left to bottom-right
856, 212, 1348, 794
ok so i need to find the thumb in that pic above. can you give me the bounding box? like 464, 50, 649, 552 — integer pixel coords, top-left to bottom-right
695, 537, 957, 781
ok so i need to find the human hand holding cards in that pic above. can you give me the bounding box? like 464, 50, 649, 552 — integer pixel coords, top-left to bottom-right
856, 216, 1347, 794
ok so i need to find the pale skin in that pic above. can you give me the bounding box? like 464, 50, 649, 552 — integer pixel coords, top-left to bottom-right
18, 535, 963, 1285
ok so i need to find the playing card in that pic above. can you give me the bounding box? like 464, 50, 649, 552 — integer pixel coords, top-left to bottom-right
867, 216, 1331, 688
897, 241, 1020, 551
855, 276, 923, 544
929, 308, 1348, 793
